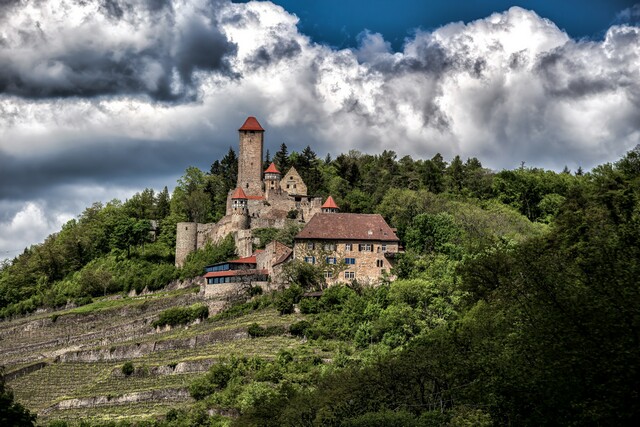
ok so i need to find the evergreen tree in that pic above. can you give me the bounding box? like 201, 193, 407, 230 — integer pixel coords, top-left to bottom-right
422, 153, 446, 193
273, 143, 290, 172
446, 155, 464, 193
156, 186, 171, 219
219, 147, 238, 191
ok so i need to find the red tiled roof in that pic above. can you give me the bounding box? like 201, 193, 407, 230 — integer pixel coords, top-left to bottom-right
238, 116, 264, 131
246, 195, 264, 200
229, 250, 264, 264
273, 248, 293, 266
295, 213, 399, 242
231, 188, 247, 199
264, 162, 280, 174
321, 196, 339, 209
204, 269, 268, 278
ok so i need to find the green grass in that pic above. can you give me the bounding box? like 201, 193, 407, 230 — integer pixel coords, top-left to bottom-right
3, 290, 352, 424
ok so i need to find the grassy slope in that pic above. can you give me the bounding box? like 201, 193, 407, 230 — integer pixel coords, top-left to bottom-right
0, 288, 332, 424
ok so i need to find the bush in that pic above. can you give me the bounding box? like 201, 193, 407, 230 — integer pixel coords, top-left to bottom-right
152, 303, 209, 328
247, 323, 285, 338
121, 361, 134, 376
275, 285, 303, 315
248, 285, 263, 297
289, 320, 311, 337
299, 297, 319, 314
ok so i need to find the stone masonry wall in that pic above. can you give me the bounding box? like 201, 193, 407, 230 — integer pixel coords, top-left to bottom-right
294, 240, 399, 286
237, 130, 263, 196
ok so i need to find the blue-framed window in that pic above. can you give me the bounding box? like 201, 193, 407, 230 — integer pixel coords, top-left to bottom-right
345, 258, 356, 265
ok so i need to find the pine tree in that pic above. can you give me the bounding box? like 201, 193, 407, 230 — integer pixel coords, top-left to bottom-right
273, 143, 290, 172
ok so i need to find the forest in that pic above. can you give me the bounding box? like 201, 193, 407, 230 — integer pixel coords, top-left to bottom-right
1, 144, 639, 426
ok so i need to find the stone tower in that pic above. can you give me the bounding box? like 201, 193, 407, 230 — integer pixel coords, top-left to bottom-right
230, 187, 249, 230
263, 162, 281, 199
237, 116, 264, 196
175, 222, 197, 267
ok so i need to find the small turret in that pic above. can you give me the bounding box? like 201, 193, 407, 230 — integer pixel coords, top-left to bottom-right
321, 196, 339, 213
231, 187, 249, 229
264, 162, 281, 198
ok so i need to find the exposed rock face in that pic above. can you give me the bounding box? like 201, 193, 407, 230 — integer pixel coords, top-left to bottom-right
59, 329, 247, 363
48, 388, 192, 411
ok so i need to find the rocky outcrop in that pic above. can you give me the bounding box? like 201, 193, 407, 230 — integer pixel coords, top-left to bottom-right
47, 388, 191, 411
59, 329, 247, 363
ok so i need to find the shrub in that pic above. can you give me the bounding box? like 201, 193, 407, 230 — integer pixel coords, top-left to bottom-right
152, 303, 209, 328
289, 320, 311, 337
299, 297, 319, 314
248, 323, 285, 338
275, 284, 303, 315
121, 361, 135, 376
248, 285, 263, 296
248, 322, 266, 337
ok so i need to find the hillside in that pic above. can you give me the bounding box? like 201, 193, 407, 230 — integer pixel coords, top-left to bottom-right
0, 147, 639, 426
1, 285, 331, 424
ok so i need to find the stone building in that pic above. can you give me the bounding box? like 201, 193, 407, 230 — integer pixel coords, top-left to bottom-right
293, 199, 401, 286
175, 117, 323, 267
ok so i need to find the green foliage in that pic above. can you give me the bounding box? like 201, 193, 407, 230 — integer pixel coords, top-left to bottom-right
247, 323, 285, 338
121, 361, 135, 376
152, 303, 209, 328
405, 212, 462, 257
274, 285, 303, 315
288, 320, 311, 337
179, 234, 236, 279
252, 228, 279, 249
281, 261, 324, 291
0, 367, 37, 426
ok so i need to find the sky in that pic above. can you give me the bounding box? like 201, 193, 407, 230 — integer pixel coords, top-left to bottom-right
1, 0, 640, 260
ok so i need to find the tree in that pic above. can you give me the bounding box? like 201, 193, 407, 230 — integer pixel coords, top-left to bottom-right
156, 186, 171, 219
1, 368, 37, 426
446, 155, 464, 193
273, 143, 290, 173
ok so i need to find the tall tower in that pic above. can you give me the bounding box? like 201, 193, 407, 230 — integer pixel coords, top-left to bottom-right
237, 116, 264, 196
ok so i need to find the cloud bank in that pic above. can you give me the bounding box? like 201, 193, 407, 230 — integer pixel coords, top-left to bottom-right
1, 0, 639, 258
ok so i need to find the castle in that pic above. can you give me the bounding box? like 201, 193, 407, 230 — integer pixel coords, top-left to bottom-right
175, 117, 324, 267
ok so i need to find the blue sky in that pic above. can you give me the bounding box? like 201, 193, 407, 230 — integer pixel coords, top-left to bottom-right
1, 0, 639, 257
255, 0, 639, 49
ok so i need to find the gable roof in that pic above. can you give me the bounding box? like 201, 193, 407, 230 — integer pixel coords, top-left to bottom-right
239, 116, 264, 131
231, 188, 248, 199
295, 213, 399, 242
321, 196, 339, 210
264, 162, 280, 174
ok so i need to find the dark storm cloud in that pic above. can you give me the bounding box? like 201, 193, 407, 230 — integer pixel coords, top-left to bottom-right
0, 0, 237, 101
247, 36, 302, 69
0, 135, 225, 202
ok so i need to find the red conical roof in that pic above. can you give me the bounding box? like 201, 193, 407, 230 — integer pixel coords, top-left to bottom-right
264, 162, 280, 174
231, 188, 248, 199
239, 116, 264, 131
322, 196, 339, 210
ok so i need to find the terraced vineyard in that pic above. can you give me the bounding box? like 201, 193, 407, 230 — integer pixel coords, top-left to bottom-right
0, 286, 322, 424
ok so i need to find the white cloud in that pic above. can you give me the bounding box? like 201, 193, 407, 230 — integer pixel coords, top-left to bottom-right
0, 1, 639, 253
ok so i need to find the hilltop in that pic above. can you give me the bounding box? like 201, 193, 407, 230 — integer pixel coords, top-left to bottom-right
1, 146, 639, 426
